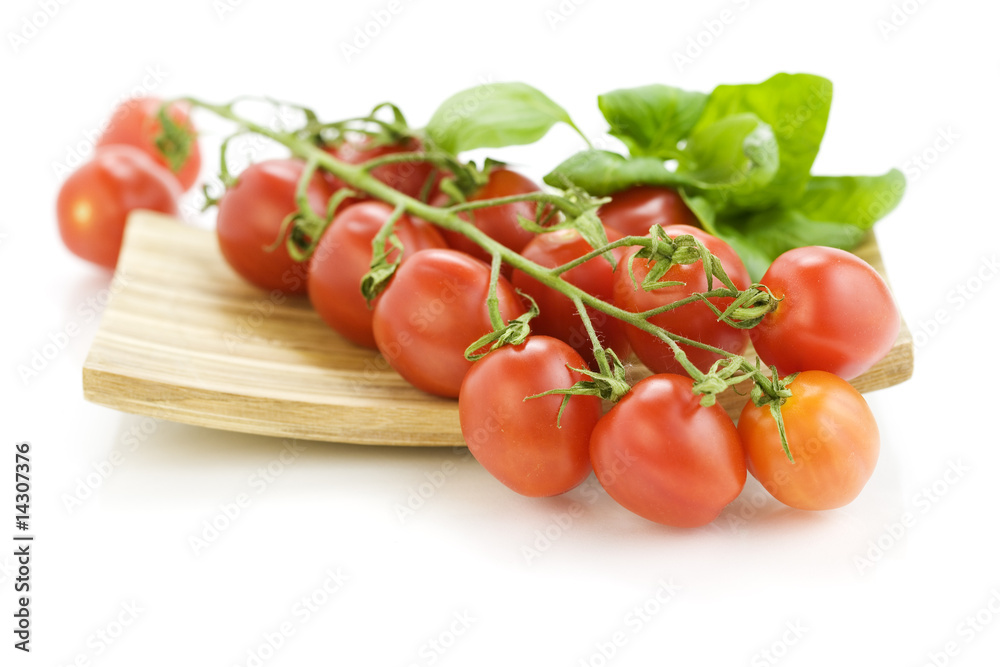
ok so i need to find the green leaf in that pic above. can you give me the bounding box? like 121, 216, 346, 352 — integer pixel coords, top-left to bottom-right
597, 84, 708, 159
692, 73, 833, 210
796, 169, 906, 229
713, 168, 906, 280
677, 113, 779, 209
425, 82, 579, 154
543, 149, 692, 197
715, 211, 868, 281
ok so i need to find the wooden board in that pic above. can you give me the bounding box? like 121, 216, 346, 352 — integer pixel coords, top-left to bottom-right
83, 212, 914, 446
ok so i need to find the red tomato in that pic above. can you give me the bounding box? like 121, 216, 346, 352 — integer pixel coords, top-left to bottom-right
216, 159, 333, 294
738, 370, 880, 510
590, 374, 746, 527
612, 225, 750, 374
56, 145, 180, 269
372, 248, 526, 397
750, 246, 900, 380
308, 201, 447, 348
436, 168, 549, 265
598, 185, 698, 236
459, 336, 601, 497
97, 97, 201, 192
324, 136, 438, 201
511, 226, 630, 369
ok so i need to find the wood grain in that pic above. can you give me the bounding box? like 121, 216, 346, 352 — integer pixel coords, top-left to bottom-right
83, 212, 913, 446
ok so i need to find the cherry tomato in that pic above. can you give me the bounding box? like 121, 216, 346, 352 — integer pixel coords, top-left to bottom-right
590, 374, 746, 527
308, 201, 447, 348
511, 226, 630, 369
612, 225, 750, 374
750, 246, 900, 380
459, 336, 601, 497
324, 136, 438, 201
97, 97, 201, 192
738, 370, 880, 511
216, 159, 333, 294
436, 168, 550, 265
598, 185, 698, 237
372, 248, 526, 398
56, 145, 181, 269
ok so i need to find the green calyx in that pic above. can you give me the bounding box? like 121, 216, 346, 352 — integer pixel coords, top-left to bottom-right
155, 103, 195, 174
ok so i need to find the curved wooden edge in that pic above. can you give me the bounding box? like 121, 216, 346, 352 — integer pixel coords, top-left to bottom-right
82, 213, 913, 446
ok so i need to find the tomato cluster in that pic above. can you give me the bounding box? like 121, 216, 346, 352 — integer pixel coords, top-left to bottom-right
56, 97, 200, 269
55, 100, 900, 529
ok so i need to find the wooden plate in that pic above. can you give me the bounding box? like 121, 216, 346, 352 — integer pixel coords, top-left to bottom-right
82, 212, 914, 446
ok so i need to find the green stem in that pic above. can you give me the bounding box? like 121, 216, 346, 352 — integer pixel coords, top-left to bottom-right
486, 252, 504, 332
185, 96, 780, 402
571, 296, 611, 377
446, 192, 583, 218
355, 150, 460, 174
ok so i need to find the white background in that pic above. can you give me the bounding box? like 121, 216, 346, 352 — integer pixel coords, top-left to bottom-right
2, 0, 999, 665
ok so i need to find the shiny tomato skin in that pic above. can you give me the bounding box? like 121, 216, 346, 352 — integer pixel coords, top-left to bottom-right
216, 159, 333, 294
324, 136, 437, 201
459, 336, 601, 497
97, 97, 201, 191
738, 370, 880, 511
612, 225, 751, 374
308, 201, 447, 348
436, 168, 549, 264
590, 374, 746, 527
511, 226, 630, 369
56, 145, 181, 269
371, 249, 527, 398
598, 185, 698, 236
750, 246, 900, 380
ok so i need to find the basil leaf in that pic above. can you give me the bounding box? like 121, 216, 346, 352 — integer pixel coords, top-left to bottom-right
543, 149, 692, 197
715, 211, 868, 281
692, 73, 833, 210
712, 169, 906, 280
796, 169, 906, 229
425, 82, 579, 154
677, 113, 779, 210
597, 84, 708, 159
